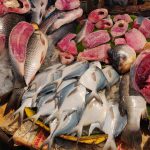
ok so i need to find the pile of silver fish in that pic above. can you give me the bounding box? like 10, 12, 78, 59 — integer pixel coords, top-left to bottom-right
0, 0, 149, 150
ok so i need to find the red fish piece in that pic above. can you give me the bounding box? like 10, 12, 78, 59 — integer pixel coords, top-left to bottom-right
113, 14, 133, 23
59, 52, 75, 65
0, 0, 30, 16
55, 0, 80, 11
114, 38, 126, 45
82, 30, 110, 48
57, 33, 78, 55
125, 28, 146, 53
88, 8, 108, 23
111, 20, 128, 37
9, 21, 34, 62
77, 44, 111, 63
139, 18, 150, 38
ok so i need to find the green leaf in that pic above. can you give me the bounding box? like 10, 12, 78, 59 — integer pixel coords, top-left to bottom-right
77, 42, 85, 52
130, 15, 137, 21
147, 38, 150, 42
76, 24, 82, 34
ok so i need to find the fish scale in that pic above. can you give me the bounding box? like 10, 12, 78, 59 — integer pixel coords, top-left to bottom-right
25, 30, 48, 85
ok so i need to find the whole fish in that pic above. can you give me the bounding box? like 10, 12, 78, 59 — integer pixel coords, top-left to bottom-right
79, 64, 108, 104
54, 61, 89, 88
24, 30, 48, 85
119, 74, 147, 149
30, 0, 48, 25
108, 45, 136, 74
48, 8, 83, 33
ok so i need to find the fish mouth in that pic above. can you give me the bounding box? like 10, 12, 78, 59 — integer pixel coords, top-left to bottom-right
135, 53, 150, 102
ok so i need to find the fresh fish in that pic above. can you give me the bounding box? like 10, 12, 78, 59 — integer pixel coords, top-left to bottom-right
113, 14, 133, 23
125, 28, 147, 53
90, 61, 102, 69
88, 8, 108, 23
30, 0, 48, 25
102, 66, 120, 87
40, 9, 63, 34
108, 45, 136, 74
139, 18, 150, 38
76, 20, 94, 43
54, 61, 89, 88
44, 5, 56, 19
24, 30, 48, 85
9, 21, 34, 79
111, 20, 128, 37
119, 74, 147, 149
77, 44, 111, 63
82, 30, 111, 48
0, 0, 31, 15
55, 0, 80, 10
49, 8, 83, 33
57, 33, 77, 56
114, 38, 126, 46
79, 64, 108, 104
59, 52, 75, 65
96, 15, 113, 29
130, 50, 150, 104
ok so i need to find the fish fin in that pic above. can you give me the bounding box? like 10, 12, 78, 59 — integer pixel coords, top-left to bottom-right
4, 88, 25, 116
86, 91, 103, 105
89, 123, 101, 136
103, 135, 116, 150
121, 125, 142, 149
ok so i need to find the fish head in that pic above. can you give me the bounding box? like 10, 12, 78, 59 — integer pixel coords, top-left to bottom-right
130, 49, 150, 104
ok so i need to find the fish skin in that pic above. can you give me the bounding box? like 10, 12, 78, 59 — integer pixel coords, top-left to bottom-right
76, 20, 94, 43
125, 28, 147, 53
79, 64, 108, 104
119, 73, 147, 149
9, 21, 34, 79
108, 45, 136, 74
30, 0, 48, 25
82, 30, 111, 48
49, 8, 83, 33
55, 0, 80, 11
24, 30, 48, 85
111, 20, 128, 37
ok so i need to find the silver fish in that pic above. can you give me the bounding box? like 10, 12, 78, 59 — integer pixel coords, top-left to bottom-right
79, 64, 108, 104
30, 0, 48, 24
24, 30, 48, 85
54, 61, 89, 88
119, 74, 147, 149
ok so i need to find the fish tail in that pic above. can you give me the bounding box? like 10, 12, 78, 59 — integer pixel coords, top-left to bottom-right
103, 135, 116, 150
88, 123, 101, 136
121, 124, 142, 149
40, 135, 53, 150
4, 88, 25, 116
44, 110, 58, 124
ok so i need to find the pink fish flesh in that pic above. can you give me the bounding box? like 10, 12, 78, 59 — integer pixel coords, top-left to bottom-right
77, 44, 111, 63
130, 50, 150, 104
0, 0, 30, 16
57, 33, 77, 55
55, 0, 80, 10
111, 20, 128, 37
139, 18, 150, 38
115, 38, 126, 45
88, 8, 108, 23
59, 52, 75, 65
95, 15, 113, 29
82, 30, 110, 48
113, 14, 133, 23
125, 28, 146, 53
76, 20, 94, 43
9, 21, 34, 77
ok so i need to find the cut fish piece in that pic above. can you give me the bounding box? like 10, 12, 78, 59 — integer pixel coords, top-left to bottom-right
82, 30, 110, 48
111, 20, 128, 37
139, 18, 150, 38
57, 33, 77, 55
125, 28, 146, 53
88, 8, 108, 23
77, 44, 111, 63
114, 38, 126, 45
113, 14, 133, 23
